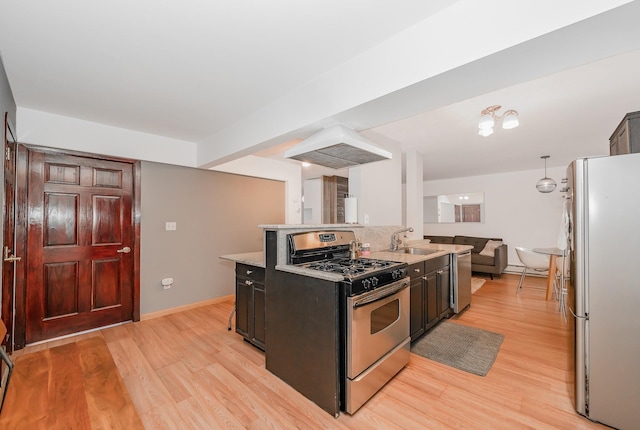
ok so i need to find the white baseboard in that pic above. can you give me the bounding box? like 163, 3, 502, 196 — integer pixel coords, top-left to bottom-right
503, 264, 571, 281
503, 264, 548, 277
141, 294, 234, 321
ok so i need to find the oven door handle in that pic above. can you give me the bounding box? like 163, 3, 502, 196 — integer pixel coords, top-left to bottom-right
352, 279, 409, 308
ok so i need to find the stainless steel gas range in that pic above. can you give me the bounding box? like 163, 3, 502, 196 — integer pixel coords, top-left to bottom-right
265, 230, 410, 416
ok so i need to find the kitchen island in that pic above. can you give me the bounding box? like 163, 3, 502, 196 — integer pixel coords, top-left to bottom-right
266, 227, 474, 417
223, 228, 472, 417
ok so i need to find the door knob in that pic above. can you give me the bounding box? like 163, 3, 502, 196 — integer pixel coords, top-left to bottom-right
3, 246, 21, 262
117, 246, 131, 254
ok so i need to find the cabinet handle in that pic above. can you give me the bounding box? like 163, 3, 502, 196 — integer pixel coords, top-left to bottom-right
246, 270, 253, 275
422, 276, 427, 281
413, 268, 421, 273
437, 270, 443, 275
245, 280, 253, 286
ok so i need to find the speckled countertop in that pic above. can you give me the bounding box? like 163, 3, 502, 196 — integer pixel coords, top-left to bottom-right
219, 236, 473, 281
373, 240, 474, 264
277, 241, 473, 281
219, 251, 265, 268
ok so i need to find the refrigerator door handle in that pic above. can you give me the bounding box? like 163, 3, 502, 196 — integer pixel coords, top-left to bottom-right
569, 307, 588, 319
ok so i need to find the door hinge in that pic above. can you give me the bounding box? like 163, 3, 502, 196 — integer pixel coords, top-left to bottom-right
5, 147, 10, 161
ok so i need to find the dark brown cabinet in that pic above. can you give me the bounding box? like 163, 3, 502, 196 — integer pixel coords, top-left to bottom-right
409, 265, 425, 341
610, 111, 640, 155
235, 263, 265, 350
409, 255, 451, 342
425, 270, 439, 329
436, 265, 451, 320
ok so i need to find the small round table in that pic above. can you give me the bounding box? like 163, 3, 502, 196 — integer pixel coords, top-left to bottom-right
533, 247, 566, 301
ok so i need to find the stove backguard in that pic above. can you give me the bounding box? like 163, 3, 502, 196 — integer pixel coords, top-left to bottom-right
288, 230, 357, 264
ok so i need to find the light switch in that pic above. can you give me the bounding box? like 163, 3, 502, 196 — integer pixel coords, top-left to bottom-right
165, 222, 177, 231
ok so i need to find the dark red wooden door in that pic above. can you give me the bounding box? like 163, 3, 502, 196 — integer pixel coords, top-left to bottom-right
1, 113, 17, 350
24, 150, 135, 344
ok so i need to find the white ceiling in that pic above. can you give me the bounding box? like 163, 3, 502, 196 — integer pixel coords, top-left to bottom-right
2, 1, 640, 181
370, 48, 640, 180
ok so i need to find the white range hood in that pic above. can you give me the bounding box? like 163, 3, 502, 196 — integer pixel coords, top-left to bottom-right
284, 124, 392, 169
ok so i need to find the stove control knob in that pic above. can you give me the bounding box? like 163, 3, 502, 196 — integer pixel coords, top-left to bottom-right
393, 269, 405, 279
362, 279, 371, 290
371, 277, 379, 287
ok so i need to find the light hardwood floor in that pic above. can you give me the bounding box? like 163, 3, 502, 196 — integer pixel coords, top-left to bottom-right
3, 274, 608, 429
0, 336, 144, 429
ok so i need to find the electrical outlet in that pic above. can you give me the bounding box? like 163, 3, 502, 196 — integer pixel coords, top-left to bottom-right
165, 222, 177, 231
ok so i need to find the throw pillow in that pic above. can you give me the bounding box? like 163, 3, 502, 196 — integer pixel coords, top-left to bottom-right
479, 240, 503, 257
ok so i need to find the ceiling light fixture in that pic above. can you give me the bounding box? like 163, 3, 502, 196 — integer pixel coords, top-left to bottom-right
536, 155, 557, 193
478, 105, 519, 136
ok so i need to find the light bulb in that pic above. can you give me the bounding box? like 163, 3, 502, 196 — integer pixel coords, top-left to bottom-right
478, 113, 494, 130
478, 127, 493, 137
502, 111, 519, 129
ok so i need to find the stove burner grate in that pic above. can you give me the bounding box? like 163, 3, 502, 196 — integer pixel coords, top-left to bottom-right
305, 258, 397, 276
343, 258, 394, 269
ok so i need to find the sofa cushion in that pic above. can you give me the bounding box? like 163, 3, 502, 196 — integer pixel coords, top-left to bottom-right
479, 240, 503, 256
423, 235, 454, 244
453, 236, 503, 253
453, 236, 487, 253
472, 253, 496, 266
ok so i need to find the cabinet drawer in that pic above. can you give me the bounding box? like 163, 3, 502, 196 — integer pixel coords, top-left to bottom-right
425, 255, 449, 273
407, 262, 424, 279
236, 263, 265, 282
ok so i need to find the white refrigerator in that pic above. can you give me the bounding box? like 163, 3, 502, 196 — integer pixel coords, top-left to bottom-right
567, 153, 640, 430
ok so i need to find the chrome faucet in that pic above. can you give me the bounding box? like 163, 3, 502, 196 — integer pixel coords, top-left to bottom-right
391, 227, 413, 251
349, 239, 362, 260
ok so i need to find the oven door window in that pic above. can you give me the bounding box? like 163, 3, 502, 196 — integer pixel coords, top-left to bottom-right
370, 299, 400, 334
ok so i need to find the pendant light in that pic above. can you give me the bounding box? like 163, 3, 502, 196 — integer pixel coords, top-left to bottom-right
536, 155, 557, 193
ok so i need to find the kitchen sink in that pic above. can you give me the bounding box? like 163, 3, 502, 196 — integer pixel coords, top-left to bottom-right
392, 247, 441, 255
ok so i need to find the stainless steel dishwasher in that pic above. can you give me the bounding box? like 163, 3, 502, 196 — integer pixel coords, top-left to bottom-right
451, 251, 472, 313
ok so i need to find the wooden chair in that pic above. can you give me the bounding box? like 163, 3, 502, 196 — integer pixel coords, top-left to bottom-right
0, 320, 14, 413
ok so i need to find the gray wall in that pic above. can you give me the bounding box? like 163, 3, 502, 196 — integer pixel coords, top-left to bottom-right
140, 161, 285, 315
0, 53, 16, 125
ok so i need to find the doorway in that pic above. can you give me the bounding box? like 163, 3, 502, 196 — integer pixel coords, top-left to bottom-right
3, 142, 140, 349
